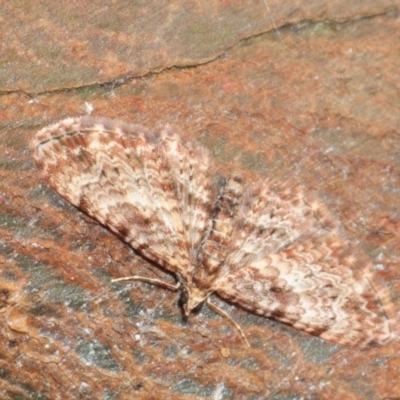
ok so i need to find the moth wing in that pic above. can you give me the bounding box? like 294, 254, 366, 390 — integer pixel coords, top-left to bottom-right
199, 180, 329, 282
157, 127, 218, 271
215, 240, 396, 346
31, 117, 216, 274
213, 182, 396, 346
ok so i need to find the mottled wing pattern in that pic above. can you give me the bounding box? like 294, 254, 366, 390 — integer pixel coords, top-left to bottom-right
31, 117, 216, 275
217, 181, 335, 277
32, 116, 398, 347
213, 182, 396, 346
157, 128, 218, 274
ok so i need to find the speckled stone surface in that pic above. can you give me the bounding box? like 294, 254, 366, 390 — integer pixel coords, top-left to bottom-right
1, 2, 400, 399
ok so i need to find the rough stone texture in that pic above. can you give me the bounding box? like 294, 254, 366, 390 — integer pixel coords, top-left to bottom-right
1, 0, 399, 92
1, 2, 400, 399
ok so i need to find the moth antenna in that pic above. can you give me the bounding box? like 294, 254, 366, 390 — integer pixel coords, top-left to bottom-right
206, 298, 251, 347
112, 276, 181, 292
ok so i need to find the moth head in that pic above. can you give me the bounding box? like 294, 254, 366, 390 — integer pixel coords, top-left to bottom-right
181, 286, 209, 317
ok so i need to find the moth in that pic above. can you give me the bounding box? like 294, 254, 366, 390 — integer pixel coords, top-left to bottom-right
31, 116, 397, 347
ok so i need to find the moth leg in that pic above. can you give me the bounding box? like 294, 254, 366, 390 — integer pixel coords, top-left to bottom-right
206, 298, 250, 347
112, 276, 181, 292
